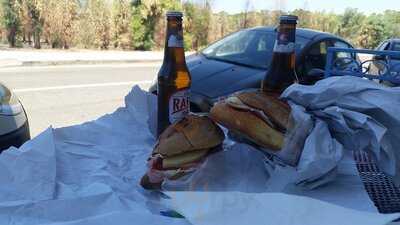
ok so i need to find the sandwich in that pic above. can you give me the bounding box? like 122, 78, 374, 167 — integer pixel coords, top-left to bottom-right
210, 90, 290, 151
140, 114, 225, 190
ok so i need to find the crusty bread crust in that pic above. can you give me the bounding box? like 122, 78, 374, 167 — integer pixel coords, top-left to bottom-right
154, 115, 225, 157
236, 91, 290, 132
162, 148, 209, 169
142, 115, 225, 189
210, 101, 284, 151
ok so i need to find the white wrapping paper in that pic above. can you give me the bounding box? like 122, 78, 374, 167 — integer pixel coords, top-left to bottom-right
280, 76, 400, 187
165, 191, 399, 225
0, 81, 398, 224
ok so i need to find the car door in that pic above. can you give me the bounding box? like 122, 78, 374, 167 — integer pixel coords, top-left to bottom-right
299, 39, 334, 83
298, 39, 355, 84
331, 40, 359, 72
300, 39, 331, 79
388, 42, 400, 85
371, 41, 390, 75
377, 41, 389, 51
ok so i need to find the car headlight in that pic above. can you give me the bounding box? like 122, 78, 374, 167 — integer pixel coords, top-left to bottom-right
0, 84, 23, 116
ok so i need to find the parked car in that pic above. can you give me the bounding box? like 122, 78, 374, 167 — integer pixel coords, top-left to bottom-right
368, 38, 400, 85
149, 26, 355, 112
0, 83, 30, 151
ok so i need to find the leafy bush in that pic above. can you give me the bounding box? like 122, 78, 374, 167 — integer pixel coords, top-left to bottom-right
0, 1, 399, 50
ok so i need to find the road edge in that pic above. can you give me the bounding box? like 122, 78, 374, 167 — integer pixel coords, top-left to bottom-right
0, 59, 162, 68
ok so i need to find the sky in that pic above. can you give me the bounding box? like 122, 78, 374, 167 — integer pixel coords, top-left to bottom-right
211, 0, 400, 14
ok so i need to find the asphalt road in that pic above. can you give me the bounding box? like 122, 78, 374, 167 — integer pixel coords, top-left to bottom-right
0, 63, 160, 137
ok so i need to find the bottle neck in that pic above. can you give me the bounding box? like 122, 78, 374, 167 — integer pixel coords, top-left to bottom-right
273, 23, 296, 55
262, 23, 297, 93
163, 18, 185, 64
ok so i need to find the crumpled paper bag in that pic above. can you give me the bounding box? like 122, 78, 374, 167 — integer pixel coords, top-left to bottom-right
263, 76, 400, 188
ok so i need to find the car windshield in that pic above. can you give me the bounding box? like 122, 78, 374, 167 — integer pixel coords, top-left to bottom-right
201, 29, 308, 69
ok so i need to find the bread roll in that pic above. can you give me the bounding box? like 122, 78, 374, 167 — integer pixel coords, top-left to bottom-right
154, 114, 224, 157
235, 91, 290, 131
162, 149, 209, 169
210, 101, 284, 151
140, 114, 225, 190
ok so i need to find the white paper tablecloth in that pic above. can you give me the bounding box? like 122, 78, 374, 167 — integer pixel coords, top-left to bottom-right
166, 192, 399, 225
0, 80, 398, 225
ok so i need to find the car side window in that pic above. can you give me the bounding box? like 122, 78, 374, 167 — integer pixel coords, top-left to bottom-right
333, 41, 352, 59
295, 37, 308, 53
384, 42, 391, 50
392, 42, 400, 51
379, 42, 389, 51
389, 42, 400, 60
377, 42, 383, 50
304, 40, 330, 74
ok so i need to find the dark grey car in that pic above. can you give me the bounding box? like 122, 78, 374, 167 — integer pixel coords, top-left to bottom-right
149, 26, 355, 112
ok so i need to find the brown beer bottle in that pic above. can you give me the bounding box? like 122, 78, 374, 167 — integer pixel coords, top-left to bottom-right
262, 15, 298, 93
157, 11, 191, 136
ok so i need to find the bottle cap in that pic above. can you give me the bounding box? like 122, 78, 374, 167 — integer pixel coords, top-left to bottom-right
279, 15, 298, 24
166, 11, 183, 18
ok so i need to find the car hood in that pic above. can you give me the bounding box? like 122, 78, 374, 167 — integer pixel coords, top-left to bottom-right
187, 54, 265, 98
187, 54, 234, 83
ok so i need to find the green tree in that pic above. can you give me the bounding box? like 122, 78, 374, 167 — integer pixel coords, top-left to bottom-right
1, 0, 20, 47
0, 1, 6, 42
338, 8, 366, 45
358, 15, 387, 49
24, 0, 42, 48
207, 12, 227, 44
74, 11, 92, 48
131, 0, 180, 50
61, 0, 79, 49
112, 0, 132, 49
182, 2, 195, 49
0, 1, 397, 51
292, 9, 312, 28
318, 12, 340, 34
382, 10, 400, 39
131, 4, 149, 50
37, 0, 79, 49
86, 0, 111, 49
183, 1, 211, 50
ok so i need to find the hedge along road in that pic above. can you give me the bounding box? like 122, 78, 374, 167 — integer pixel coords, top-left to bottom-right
0, 63, 160, 137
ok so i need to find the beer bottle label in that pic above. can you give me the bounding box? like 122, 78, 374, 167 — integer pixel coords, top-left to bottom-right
169, 89, 189, 123
168, 34, 184, 48
274, 24, 296, 53
168, 29, 183, 48
274, 42, 295, 53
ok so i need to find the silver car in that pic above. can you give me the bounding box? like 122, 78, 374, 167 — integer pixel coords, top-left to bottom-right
0, 83, 30, 151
